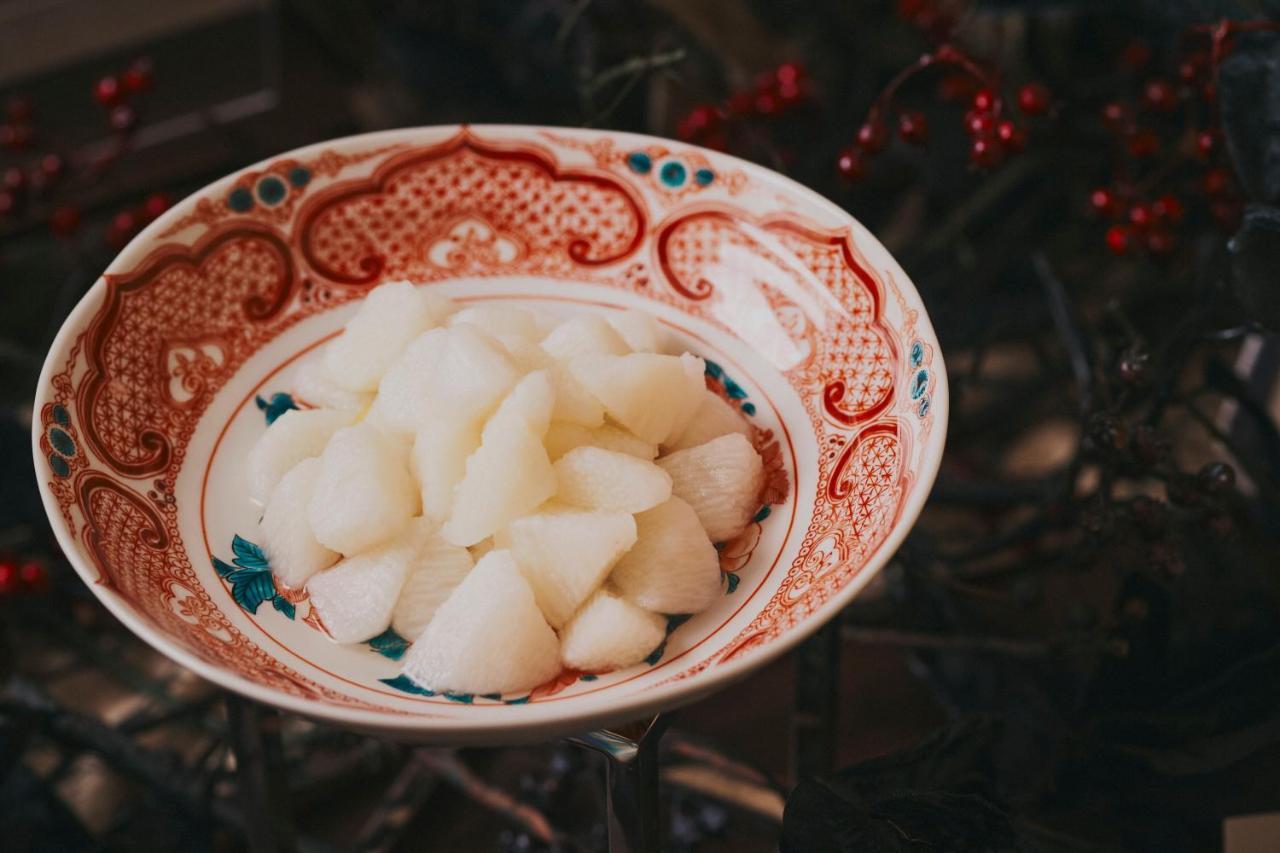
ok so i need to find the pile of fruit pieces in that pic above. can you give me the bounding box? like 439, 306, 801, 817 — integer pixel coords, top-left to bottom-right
249, 282, 766, 696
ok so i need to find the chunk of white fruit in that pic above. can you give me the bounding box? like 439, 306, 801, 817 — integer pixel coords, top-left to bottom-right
323, 281, 446, 392
543, 422, 657, 461
482, 371, 554, 442
554, 446, 671, 513
259, 457, 339, 589
411, 418, 481, 522
308, 423, 419, 555
400, 550, 561, 695
664, 389, 752, 451
507, 509, 636, 628
501, 340, 603, 428
560, 588, 668, 672
658, 433, 764, 543
293, 354, 372, 412
307, 520, 427, 643
450, 304, 541, 342
540, 314, 630, 361
610, 497, 722, 614
391, 531, 474, 641
606, 311, 671, 354
247, 408, 355, 505
372, 325, 519, 433
569, 352, 705, 444
444, 424, 555, 547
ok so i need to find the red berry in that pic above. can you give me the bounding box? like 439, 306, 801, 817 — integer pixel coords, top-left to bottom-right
728, 91, 754, 117
1195, 130, 1216, 159
0, 560, 17, 596
855, 120, 888, 153
897, 110, 928, 145
0, 123, 32, 150
0, 191, 15, 217
142, 192, 171, 220
702, 132, 727, 151
18, 560, 48, 593
836, 147, 866, 182
964, 109, 996, 137
776, 80, 803, 107
49, 205, 80, 236
1119, 40, 1152, 70
1141, 78, 1177, 112
1152, 194, 1184, 223
3, 166, 25, 193
1105, 224, 1133, 255
1203, 167, 1233, 196
1128, 202, 1153, 229
1145, 228, 1176, 255
896, 0, 931, 20
93, 75, 122, 106
113, 209, 137, 234
1127, 128, 1159, 159
109, 104, 138, 132
971, 88, 996, 113
1017, 82, 1050, 116
122, 57, 153, 93
1090, 187, 1119, 217
775, 62, 805, 86
1210, 198, 1242, 231
969, 136, 1003, 168
1101, 101, 1131, 132
40, 152, 63, 179
754, 92, 778, 116
6, 95, 32, 122
996, 119, 1026, 153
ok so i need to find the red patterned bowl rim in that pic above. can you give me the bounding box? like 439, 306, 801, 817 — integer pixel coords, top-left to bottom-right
32, 125, 948, 739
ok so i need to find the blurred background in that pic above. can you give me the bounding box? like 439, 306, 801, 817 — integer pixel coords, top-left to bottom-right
2, 1, 1280, 851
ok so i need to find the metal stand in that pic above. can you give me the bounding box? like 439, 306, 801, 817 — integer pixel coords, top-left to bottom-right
571, 714, 669, 853
790, 622, 840, 784
226, 696, 297, 853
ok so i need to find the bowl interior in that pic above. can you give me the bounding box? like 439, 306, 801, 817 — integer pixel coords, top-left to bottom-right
34, 125, 945, 742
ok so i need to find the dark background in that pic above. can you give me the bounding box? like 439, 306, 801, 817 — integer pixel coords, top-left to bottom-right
2, 1, 1279, 851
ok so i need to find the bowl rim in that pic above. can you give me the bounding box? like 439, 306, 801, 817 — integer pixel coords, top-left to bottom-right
32, 123, 948, 738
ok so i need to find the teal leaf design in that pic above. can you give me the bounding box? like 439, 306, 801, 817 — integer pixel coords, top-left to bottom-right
380, 674, 436, 696
723, 378, 748, 399
667, 613, 692, 632
272, 596, 296, 620
644, 641, 667, 666
703, 360, 724, 379
255, 392, 298, 426
231, 535, 269, 571
504, 695, 531, 705
753, 505, 772, 522
367, 629, 411, 661
213, 557, 239, 579
231, 570, 275, 614
443, 692, 474, 704
726, 573, 741, 594
580, 674, 598, 682
479, 692, 502, 701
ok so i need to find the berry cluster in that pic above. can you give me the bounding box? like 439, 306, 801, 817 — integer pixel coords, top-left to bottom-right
106, 191, 171, 248
92, 57, 154, 134
0, 557, 50, 597
675, 61, 811, 152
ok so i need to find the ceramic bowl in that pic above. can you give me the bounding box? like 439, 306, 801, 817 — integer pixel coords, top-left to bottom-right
33, 126, 946, 744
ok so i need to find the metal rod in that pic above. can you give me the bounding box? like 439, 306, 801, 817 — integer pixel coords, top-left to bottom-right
571, 714, 668, 853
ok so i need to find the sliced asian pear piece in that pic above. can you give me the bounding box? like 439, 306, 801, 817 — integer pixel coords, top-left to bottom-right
543, 422, 657, 461
372, 324, 519, 433
560, 588, 668, 672
610, 497, 722, 614
553, 446, 671, 513
606, 311, 671, 354
540, 314, 630, 361
292, 354, 372, 412
482, 370, 555, 442
308, 422, 419, 556
501, 339, 604, 428
664, 389, 752, 452
568, 352, 705, 444
449, 304, 541, 342
443, 421, 555, 547
259, 457, 338, 589
400, 549, 561, 695
658, 432, 764, 543
391, 529, 474, 641
247, 408, 355, 505
411, 418, 481, 522
506, 509, 637, 628
306, 519, 430, 643
322, 281, 448, 392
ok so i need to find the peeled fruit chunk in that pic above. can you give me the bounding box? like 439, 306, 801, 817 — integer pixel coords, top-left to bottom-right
610, 497, 722, 614
391, 532, 474, 640
259, 457, 339, 589
658, 433, 764, 543
569, 352, 705, 444
483, 371, 554, 441
507, 509, 636, 628
554, 446, 671, 513
450, 304, 541, 342
373, 325, 518, 433
444, 425, 555, 547
293, 354, 372, 412
400, 550, 560, 695
665, 390, 752, 452
543, 422, 657, 461
307, 521, 425, 643
412, 418, 481, 522
606, 311, 670, 354
247, 408, 355, 505
323, 281, 444, 392
308, 423, 419, 555
560, 588, 667, 672
501, 340, 604, 428
541, 314, 630, 361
